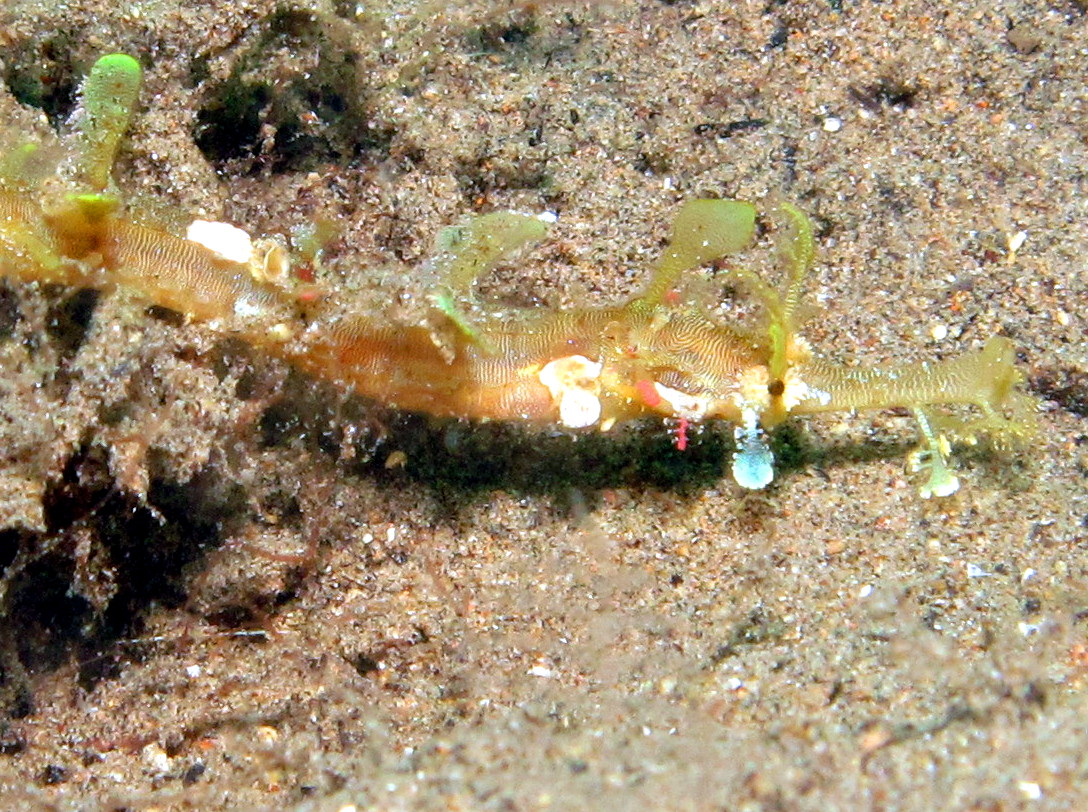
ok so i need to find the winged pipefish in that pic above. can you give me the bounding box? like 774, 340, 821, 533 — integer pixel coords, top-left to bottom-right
0, 55, 1038, 497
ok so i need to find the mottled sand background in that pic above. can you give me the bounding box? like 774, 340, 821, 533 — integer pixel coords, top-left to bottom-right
0, 0, 1085, 809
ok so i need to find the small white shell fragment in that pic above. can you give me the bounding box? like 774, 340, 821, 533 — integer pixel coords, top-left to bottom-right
251, 238, 289, 283
256, 725, 280, 745
267, 322, 293, 342
822, 116, 842, 132
538, 355, 603, 428
186, 219, 254, 264
653, 382, 708, 419
1018, 781, 1042, 801
141, 742, 171, 773
559, 388, 602, 429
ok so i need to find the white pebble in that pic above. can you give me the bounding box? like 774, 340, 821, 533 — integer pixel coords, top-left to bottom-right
1018, 781, 1042, 800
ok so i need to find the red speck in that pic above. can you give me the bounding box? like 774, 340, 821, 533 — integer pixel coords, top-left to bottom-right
295, 262, 315, 283
674, 417, 689, 451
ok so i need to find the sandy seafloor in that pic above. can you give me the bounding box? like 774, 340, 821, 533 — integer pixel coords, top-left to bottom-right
0, 0, 1086, 809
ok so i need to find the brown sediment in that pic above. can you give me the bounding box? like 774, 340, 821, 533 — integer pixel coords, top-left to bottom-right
0, 2, 1083, 810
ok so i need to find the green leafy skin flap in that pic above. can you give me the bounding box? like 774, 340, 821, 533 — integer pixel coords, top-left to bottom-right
639, 199, 756, 307
430, 211, 549, 343
67, 54, 143, 191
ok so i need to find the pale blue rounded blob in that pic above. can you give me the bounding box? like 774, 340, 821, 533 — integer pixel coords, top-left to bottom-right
732, 438, 775, 490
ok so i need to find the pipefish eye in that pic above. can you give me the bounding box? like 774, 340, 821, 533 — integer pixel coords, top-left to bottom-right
767, 379, 785, 397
